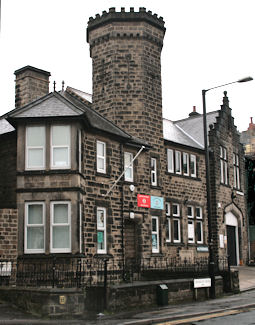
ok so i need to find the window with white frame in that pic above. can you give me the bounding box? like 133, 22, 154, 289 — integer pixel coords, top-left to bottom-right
51, 125, 70, 168
175, 151, 182, 174
165, 202, 171, 216
220, 146, 228, 185
233, 153, 240, 190
190, 154, 197, 177
173, 219, 181, 243
50, 201, 71, 253
166, 218, 171, 242
26, 126, 45, 170
188, 220, 195, 243
173, 203, 181, 243
151, 158, 157, 186
196, 220, 203, 244
165, 202, 181, 244
124, 152, 133, 182
173, 203, 180, 217
187, 205, 194, 218
25, 202, 45, 253
187, 205, 203, 244
96, 141, 106, 173
166, 202, 171, 242
183, 152, 189, 176
167, 149, 174, 173
152, 216, 159, 253
97, 207, 107, 254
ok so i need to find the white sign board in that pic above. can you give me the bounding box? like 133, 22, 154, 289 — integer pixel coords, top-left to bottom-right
194, 278, 211, 288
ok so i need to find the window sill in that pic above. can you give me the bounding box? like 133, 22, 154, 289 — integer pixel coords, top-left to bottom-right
93, 254, 113, 260
166, 242, 185, 247
165, 172, 201, 181
96, 172, 111, 178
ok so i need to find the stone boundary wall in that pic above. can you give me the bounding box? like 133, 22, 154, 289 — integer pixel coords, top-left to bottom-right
0, 287, 84, 317
106, 277, 224, 312
0, 209, 18, 260
0, 277, 225, 317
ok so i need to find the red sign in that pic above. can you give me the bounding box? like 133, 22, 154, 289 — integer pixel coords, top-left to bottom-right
137, 194, 151, 208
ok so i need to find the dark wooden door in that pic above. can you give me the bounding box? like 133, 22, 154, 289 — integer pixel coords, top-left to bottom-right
124, 220, 137, 261
227, 225, 237, 266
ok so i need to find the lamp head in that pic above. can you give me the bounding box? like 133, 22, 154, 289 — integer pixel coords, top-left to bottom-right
238, 76, 253, 83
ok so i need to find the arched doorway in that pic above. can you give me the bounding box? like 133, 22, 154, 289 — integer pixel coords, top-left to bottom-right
225, 212, 239, 266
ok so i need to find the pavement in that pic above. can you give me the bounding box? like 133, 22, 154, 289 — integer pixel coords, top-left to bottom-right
1, 266, 255, 324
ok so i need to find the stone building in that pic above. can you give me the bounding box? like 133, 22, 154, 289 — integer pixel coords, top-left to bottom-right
0, 8, 248, 285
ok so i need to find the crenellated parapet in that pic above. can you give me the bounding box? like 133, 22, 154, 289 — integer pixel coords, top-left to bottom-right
87, 7, 165, 48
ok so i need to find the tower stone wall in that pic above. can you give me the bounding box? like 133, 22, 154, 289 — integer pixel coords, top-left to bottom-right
87, 7, 165, 149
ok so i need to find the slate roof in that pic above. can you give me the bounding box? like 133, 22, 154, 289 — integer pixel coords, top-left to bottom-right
3, 88, 149, 147
66, 87, 92, 104
163, 119, 204, 150
172, 111, 220, 148
0, 118, 15, 135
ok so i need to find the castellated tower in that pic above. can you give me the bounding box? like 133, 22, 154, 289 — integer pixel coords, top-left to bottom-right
87, 7, 165, 149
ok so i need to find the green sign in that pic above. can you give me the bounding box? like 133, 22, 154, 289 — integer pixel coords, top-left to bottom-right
97, 232, 103, 244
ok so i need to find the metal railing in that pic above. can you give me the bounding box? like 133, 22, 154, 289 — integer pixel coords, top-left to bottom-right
0, 255, 229, 289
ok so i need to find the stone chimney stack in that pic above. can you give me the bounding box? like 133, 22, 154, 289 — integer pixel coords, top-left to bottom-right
14, 66, 51, 109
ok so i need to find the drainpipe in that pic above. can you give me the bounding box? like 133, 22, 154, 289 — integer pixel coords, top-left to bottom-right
120, 143, 125, 280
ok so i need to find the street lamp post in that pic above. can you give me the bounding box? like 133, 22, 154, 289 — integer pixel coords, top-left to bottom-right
202, 76, 253, 299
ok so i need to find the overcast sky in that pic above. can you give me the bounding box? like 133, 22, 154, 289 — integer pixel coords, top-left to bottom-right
1, 0, 254, 131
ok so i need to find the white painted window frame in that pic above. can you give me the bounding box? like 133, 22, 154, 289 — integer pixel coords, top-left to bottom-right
26, 126, 46, 170
24, 202, 45, 254
190, 154, 197, 178
167, 149, 174, 173
183, 152, 189, 176
175, 151, 182, 174
173, 218, 181, 243
151, 158, 157, 186
172, 203, 180, 217
96, 141, 106, 174
188, 219, 195, 243
165, 202, 171, 216
50, 201, 71, 253
97, 207, 107, 254
152, 216, 159, 253
233, 153, 240, 190
124, 152, 134, 182
196, 220, 203, 244
51, 125, 71, 169
166, 218, 171, 242
187, 205, 194, 218
195, 206, 203, 219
